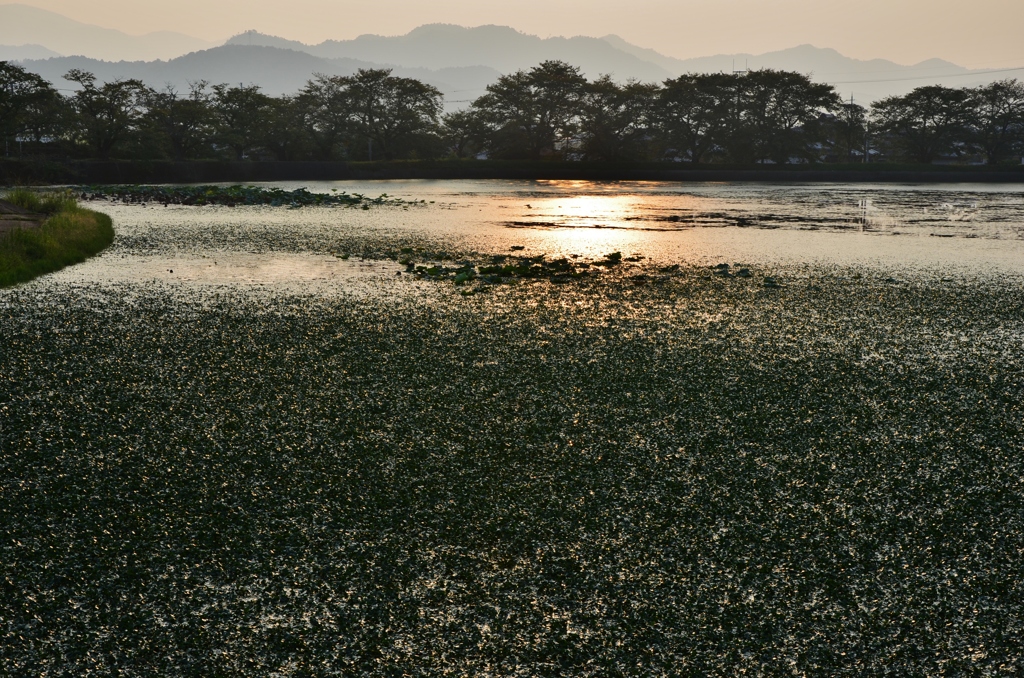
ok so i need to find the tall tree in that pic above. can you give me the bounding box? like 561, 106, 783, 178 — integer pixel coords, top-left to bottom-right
470, 61, 588, 160
260, 96, 309, 161
828, 101, 868, 163
344, 69, 443, 161
970, 79, 1024, 164
0, 61, 61, 155
740, 69, 840, 164
656, 73, 738, 163
441, 109, 488, 159
578, 77, 659, 162
144, 82, 214, 160
63, 69, 151, 159
872, 85, 974, 164
296, 74, 352, 160
211, 83, 273, 160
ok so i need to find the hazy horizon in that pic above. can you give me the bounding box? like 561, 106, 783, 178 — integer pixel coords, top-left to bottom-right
6, 0, 1024, 69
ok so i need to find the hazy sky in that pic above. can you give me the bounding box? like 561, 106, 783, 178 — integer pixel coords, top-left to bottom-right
15, 0, 1024, 67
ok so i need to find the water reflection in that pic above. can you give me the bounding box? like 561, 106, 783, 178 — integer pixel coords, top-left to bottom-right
62, 181, 1024, 286
483, 182, 1024, 250
514, 194, 652, 230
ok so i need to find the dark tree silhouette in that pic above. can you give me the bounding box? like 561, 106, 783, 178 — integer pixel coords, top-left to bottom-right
343, 69, 443, 161
657, 73, 738, 163
970, 79, 1024, 164
63, 69, 151, 159
211, 83, 273, 161
471, 61, 588, 160
441, 109, 488, 159
828, 101, 868, 163
0, 61, 60, 155
740, 69, 841, 164
4, 61, 1016, 168
260, 96, 309, 161
143, 82, 214, 161
578, 77, 659, 162
872, 85, 975, 164
296, 74, 352, 161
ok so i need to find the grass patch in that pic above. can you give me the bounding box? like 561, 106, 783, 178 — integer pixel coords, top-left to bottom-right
0, 191, 114, 287
3, 187, 78, 214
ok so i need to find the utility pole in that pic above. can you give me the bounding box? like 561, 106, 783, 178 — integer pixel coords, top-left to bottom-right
731, 62, 747, 155
849, 94, 856, 163
865, 120, 870, 164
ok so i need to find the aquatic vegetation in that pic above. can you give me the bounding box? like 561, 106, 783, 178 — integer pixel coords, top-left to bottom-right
2, 200, 1024, 674
406, 253, 599, 288
401, 250, 779, 293
77, 184, 422, 209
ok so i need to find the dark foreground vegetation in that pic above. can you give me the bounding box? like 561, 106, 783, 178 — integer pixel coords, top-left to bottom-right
2, 217, 1022, 672
3, 58, 1024, 167
0, 190, 113, 286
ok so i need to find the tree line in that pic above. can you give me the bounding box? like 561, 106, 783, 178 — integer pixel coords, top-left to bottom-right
3, 59, 1024, 165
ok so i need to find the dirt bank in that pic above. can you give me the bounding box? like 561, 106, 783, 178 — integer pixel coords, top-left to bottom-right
0, 199, 44, 234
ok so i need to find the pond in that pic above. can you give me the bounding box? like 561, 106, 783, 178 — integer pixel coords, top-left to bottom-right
52, 180, 1024, 291
3, 180, 1023, 675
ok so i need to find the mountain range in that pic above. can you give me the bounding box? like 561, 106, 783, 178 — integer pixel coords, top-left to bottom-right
0, 4, 213, 61
18, 46, 503, 110
224, 25, 670, 83
3, 3, 1019, 105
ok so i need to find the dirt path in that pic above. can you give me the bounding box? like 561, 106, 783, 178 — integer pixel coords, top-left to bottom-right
0, 200, 45, 234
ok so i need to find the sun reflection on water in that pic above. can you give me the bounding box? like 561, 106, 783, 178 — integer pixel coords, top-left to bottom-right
528, 194, 640, 228
508, 182, 726, 234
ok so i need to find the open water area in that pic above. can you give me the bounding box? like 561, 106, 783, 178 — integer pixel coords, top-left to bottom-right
2, 180, 1024, 674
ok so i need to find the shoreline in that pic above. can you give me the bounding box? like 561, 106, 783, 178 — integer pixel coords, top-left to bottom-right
0, 199, 44, 234
4, 158, 1024, 186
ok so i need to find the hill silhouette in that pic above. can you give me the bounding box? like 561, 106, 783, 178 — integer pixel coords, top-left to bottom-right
222, 26, 1006, 102
227, 24, 671, 82
6, 6, 1018, 104
0, 3, 213, 61
18, 45, 502, 107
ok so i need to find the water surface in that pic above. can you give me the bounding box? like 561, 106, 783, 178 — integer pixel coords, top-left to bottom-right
4, 180, 1024, 674
72, 180, 1024, 288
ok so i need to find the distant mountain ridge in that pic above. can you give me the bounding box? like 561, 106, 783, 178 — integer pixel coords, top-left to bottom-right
5, 4, 1018, 105
223, 26, 1005, 102
0, 3, 214, 61
16, 46, 504, 110
0, 43, 61, 61
226, 25, 673, 83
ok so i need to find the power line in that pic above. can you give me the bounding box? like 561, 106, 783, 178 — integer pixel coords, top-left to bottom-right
830, 65, 1024, 85
817, 66, 976, 78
